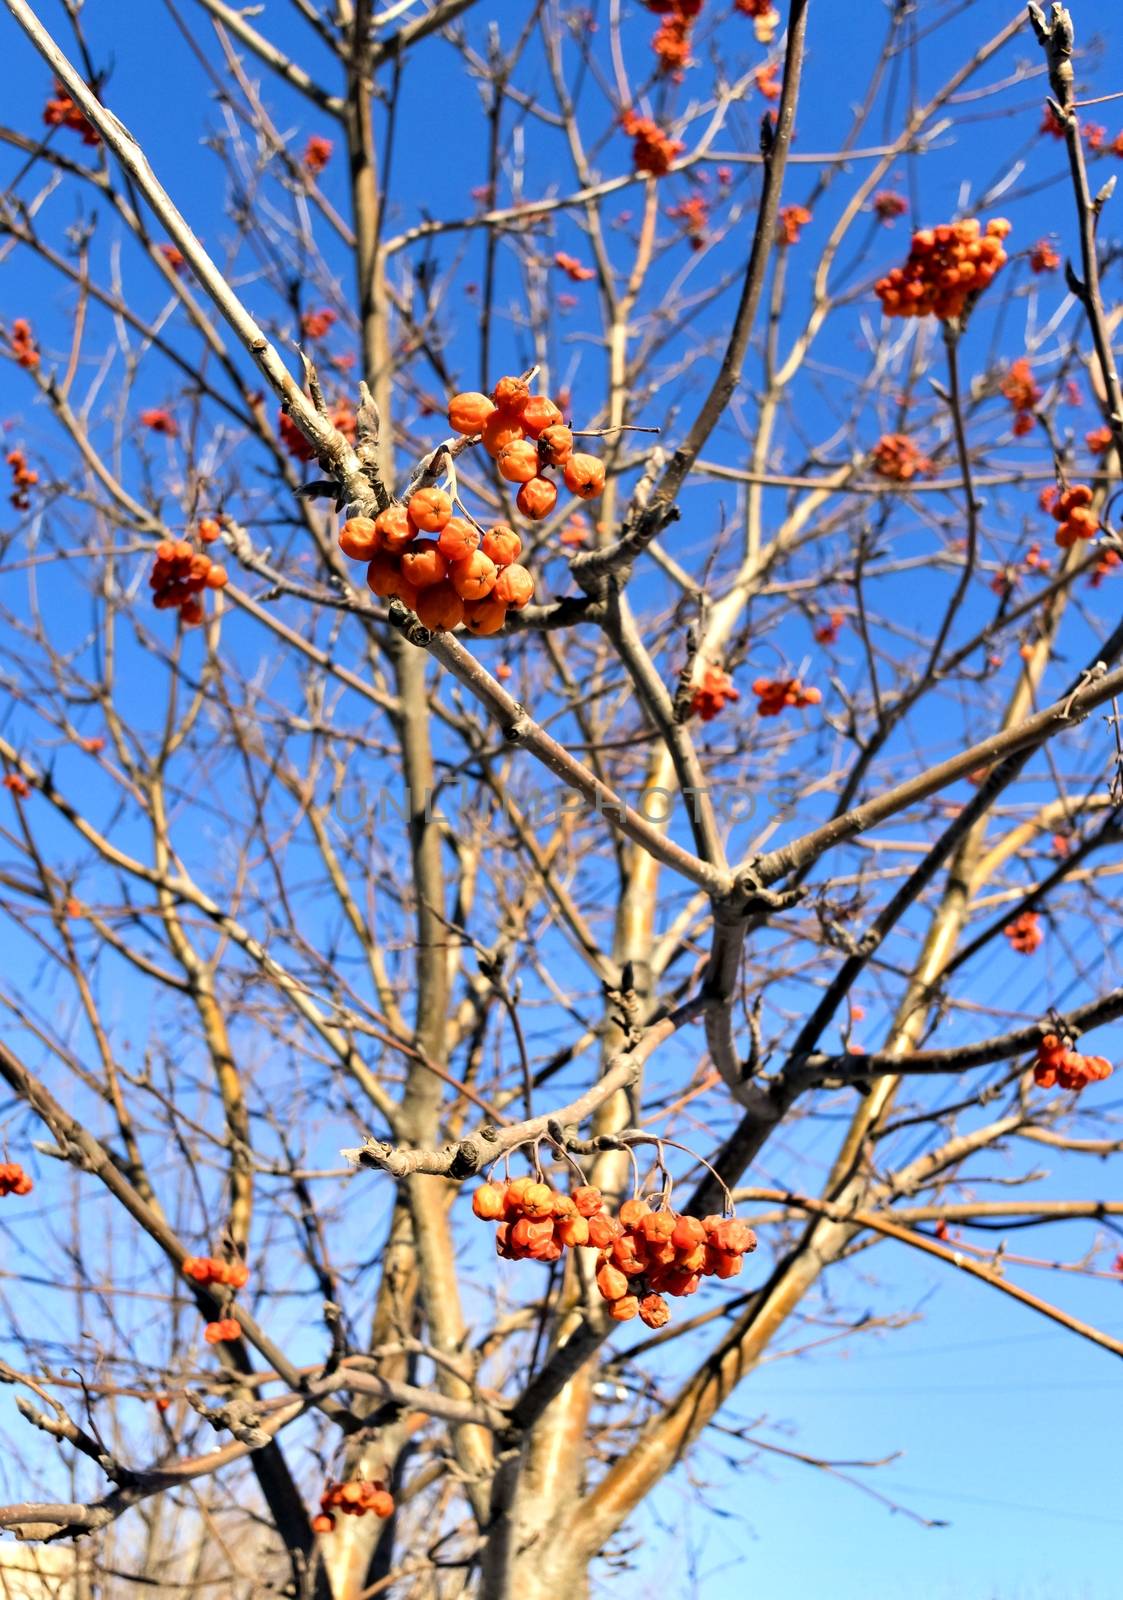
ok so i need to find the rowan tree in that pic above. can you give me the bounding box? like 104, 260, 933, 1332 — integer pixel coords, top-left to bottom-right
1, 1, 1122, 1596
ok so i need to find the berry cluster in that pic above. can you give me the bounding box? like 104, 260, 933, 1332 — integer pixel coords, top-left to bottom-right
204, 1318, 240, 1344
754, 62, 781, 101
473, 1179, 756, 1328
303, 136, 333, 177
1048, 483, 1098, 549
301, 307, 337, 341
150, 539, 228, 625
646, 0, 699, 80
1033, 1034, 1112, 1092
1090, 548, 1120, 587
620, 110, 684, 177
9, 319, 39, 370
873, 191, 908, 225
777, 205, 812, 246
341, 500, 532, 637
1086, 426, 1113, 459
159, 244, 187, 276
0, 1163, 33, 1197
182, 1256, 250, 1288
591, 1200, 757, 1326
666, 193, 710, 251
140, 408, 178, 437
733, 0, 780, 42
312, 1480, 394, 1534
2, 775, 30, 799
452, 375, 606, 516
870, 433, 932, 482
1029, 239, 1060, 274
690, 665, 739, 722
875, 218, 1011, 321
1000, 358, 1040, 436
554, 252, 595, 283
1004, 911, 1043, 954
7, 449, 38, 510
814, 610, 845, 645
42, 80, 99, 145
752, 676, 822, 717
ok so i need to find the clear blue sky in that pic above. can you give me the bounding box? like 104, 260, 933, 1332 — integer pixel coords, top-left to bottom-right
1, 1, 1122, 1596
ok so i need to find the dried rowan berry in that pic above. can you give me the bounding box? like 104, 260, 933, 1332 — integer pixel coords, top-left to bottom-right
473, 1183, 506, 1220
463, 596, 508, 636
437, 517, 480, 562
339, 516, 380, 561
374, 505, 414, 552
638, 1293, 670, 1329
517, 476, 558, 520
609, 1294, 640, 1322
563, 453, 606, 500
497, 440, 540, 484
522, 397, 563, 437
415, 581, 464, 631
596, 1262, 629, 1301
449, 392, 496, 435
571, 1185, 603, 1217
492, 376, 530, 416
449, 550, 498, 601
556, 1214, 590, 1248
493, 563, 534, 610
481, 411, 526, 458
481, 526, 522, 567
538, 424, 574, 467
407, 488, 452, 534
311, 1514, 335, 1535
401, 541, 448, 589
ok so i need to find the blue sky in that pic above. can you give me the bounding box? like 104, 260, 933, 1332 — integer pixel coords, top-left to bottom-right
2, 1, 1123, 1595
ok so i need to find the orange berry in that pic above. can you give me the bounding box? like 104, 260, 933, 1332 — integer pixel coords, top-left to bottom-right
492, 375, 530, 416
522, 1181, 555, 1218
400, 540, 448, 589
538, 423, 573, 466
375, 505, 415, 552
369, 1489, 394, 1519
522, 396, 563, 437
197, 518, 221, 543
463, 596, 508, 636
180, 597, 204, 626
339, 516, 380, 560
638, 1293, 670, 1329
563, 453, 606, 500
618, 1198, 650, 1229
449, 550, 498, 601
415, 581, 464, 631
481, 411, 525, 458
587, 1212, 622, 1248
204, 565, 228, 590
407, 487, 452, 533
571, 1185, 603, 1217
596, 1261, 629, 1301
366, 553, 404, 599
311, 1514, 335, 1535
671, 1215, 706, 1250
497, 439, 540, 483
437, 516, 480, 562
473, 1182, 506, 1220
481, 525, 522, 567
609, 1294, 640, 1322
556, 1214, 590, 1248
448, 391, 496, 435
493, 563, 534, 610
517, 476, 558, 520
